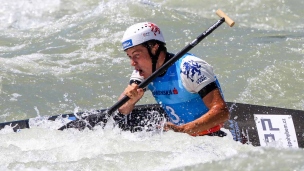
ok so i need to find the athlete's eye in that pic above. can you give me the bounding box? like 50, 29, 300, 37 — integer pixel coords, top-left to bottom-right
129, 53, 140, 60
134, 54, 140, 59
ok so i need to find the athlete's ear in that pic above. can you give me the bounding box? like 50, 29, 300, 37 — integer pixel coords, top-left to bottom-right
151, 43, 159, 55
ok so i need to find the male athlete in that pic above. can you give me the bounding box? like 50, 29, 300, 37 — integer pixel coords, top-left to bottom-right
118, 22, 229, 136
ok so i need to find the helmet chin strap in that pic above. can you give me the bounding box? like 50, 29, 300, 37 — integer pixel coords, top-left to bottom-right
144, 43, 162, 73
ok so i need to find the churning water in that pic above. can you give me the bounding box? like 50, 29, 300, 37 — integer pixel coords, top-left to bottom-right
0, 0, 303, 170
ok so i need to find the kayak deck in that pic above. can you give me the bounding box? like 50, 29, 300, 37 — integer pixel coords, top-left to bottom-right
1, 102, 303, 148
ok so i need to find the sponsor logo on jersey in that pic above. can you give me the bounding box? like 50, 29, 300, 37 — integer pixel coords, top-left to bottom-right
152, 88, 178, 96
122, 39, 133, 49
181, 60, 205, 82
196, 75, 207, 84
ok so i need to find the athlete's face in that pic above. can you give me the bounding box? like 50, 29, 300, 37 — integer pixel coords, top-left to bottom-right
125, 45, 152, 79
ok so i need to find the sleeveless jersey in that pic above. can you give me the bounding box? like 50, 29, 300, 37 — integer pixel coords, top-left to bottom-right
147, 53, 222, 125
131, 53, 223, 135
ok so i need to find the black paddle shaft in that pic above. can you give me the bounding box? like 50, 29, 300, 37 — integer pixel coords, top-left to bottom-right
58, 17, 226, 131
106, 18, 226, 115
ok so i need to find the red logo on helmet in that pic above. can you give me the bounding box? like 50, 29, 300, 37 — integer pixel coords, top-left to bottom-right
146, 22, 160, 36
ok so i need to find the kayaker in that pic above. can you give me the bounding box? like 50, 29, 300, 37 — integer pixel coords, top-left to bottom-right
118, 22, 229, 137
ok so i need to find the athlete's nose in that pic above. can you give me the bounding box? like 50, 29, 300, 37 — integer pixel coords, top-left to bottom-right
131, 59, 136, 66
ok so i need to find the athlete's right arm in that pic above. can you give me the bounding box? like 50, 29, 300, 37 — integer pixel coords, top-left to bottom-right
118, 70, 145, 115
118, 83, 144, 114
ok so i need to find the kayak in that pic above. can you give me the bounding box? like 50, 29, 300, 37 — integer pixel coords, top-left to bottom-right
0, 102, 303, 148
226, 102, 303, 148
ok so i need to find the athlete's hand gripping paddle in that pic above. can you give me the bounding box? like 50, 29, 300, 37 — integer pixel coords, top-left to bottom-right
58, 9, 235, 131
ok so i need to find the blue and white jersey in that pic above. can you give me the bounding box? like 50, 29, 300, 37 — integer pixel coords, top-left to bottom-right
129, 53, 221, 125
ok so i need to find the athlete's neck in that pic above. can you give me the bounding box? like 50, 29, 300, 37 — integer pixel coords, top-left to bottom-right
158, 52, 175, 77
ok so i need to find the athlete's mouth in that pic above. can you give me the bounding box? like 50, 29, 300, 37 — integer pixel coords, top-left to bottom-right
135, 67, 143, 75
138, 69, 143, 76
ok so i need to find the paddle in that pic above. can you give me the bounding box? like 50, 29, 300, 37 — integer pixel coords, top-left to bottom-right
58, 9, 235, 131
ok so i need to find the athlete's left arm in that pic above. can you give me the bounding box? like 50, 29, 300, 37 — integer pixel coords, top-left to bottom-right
165, 55, 229, 135
166, 88, 229, 135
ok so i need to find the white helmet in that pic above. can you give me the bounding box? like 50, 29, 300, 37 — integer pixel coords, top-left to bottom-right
121, 22, 165, 51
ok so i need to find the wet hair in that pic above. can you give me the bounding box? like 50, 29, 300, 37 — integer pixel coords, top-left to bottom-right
143, 40, 167, 54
